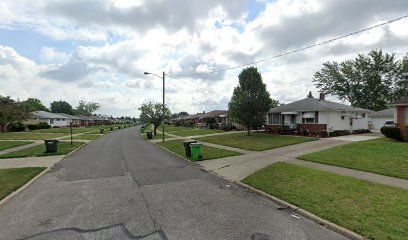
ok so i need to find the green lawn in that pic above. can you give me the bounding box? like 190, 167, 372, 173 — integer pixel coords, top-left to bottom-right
197, 132, 317, 151
0, 168, 46, 200
33, 127, 92, 134
157, 139, 240, 160
61, 134, 102, 140
168, 129, 224, 137
143, 132, 174, 140
0, 141, 33, 151
299, 138, 408, 179
0, 142, 83, 158
242, 163, 408, 240
0, 132, 67, 140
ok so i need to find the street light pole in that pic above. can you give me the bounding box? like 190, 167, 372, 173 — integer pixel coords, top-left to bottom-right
162, 71, 165, 143
143, 71, 166, 142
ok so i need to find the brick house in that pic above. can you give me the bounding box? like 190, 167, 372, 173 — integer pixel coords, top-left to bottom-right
388, 96, 408, 138
265, 94, 372, 134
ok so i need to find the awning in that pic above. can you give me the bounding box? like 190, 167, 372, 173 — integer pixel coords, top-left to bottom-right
302, 112, 315, 118
281, 112, 299, 115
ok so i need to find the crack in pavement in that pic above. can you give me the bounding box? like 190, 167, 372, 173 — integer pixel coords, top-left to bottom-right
17, 223, 168, 240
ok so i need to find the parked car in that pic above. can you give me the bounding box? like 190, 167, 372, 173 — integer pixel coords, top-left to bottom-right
383, 120, 395, 127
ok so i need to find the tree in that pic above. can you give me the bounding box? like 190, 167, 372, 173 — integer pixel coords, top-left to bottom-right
0, 96, 28, 132
138, 102, 171, 135
178, 111, 189, 116
307, 91, 314, 98
50, 101, 74, 115
228, 67, 273, 135
75, 100, 100, 116
313, 49, 408, 111
23, 98, 49, 112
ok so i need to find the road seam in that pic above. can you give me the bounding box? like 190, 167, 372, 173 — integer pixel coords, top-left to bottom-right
0, 140, 90, 207
151, 138, 363, 240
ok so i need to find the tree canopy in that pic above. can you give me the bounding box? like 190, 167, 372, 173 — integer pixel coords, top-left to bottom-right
307, 91, 314, 98
75, 100, 100, 116
0, 96, 28, 132
228, 66, 274, 135
23, 98, 49, 112
138, 102, 171, 135
50, 100, 74, 115
313, 49, 408, 111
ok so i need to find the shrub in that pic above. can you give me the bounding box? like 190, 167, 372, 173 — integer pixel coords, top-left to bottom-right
27, 124, 38, 130
380, 126, 402, 141
352, 129, 371, 134
38, 122, 51, 129
329, 130, 351, 137
9, 121, 25, 132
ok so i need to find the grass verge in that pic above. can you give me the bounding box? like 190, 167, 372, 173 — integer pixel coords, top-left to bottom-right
0, 133, 66, 140
0, 168, 46, 200
299, 138, 408, 179
0, 141, 33, 151
197, 132, 316, 151
0, 142, 83, 158
242, 162, 408, 240
157, 139, 240, 160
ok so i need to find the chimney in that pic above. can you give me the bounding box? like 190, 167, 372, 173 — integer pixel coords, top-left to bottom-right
319, 92, 325, 100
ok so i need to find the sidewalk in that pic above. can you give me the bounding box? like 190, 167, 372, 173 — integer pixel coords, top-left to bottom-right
150, 130, 245, 143
0, 155, 64, 169
0, 141, 42, 156
197, 138, 408, 189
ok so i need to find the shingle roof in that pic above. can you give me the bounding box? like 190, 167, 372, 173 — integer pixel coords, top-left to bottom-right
56, 113, 83, 120
200, 110, 227, 119
31, 111, 69, 119
389, 96, 408, 105
269, 98, 372, 113
370, 108, 394, 118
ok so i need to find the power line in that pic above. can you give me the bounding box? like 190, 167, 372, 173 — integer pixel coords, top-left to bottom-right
168, 14, 408, 78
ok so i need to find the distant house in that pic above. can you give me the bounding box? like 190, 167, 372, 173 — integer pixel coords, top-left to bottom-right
198, 110, 228, 127
369, 108, 394, 130
31, 111, 70, 127
389, 96, 408, 127
56, 113, 82, 126
76, 115, 92, 126
265, 94, 372, 133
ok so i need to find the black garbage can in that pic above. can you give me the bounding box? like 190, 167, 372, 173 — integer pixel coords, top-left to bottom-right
100, 128, 104, 134
146, 131, 153, 139
183, 140, 197, 157
110, 127, 113, 131
118, 126, 121, 129
44, 139, 58, 153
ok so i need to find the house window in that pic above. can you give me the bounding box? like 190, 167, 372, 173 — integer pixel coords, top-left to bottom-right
50, 119, 54, 124
302, 111, 318, 123
362, 113, 366, 118
269, 113, 281, 124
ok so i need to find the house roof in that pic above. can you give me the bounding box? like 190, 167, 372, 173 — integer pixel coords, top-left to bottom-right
31, 111, 69, 119
184, 113, 205, 120
269, 98, 372, 113
56, 113, 82, 120
370, 108, 394, 118
76, 115, 93, 120
200, 110, 228, 119
389, 96, 408, 105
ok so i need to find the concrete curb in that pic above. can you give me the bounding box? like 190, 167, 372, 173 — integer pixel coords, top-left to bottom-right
0, 140, 90, 208
235, 181, 364, 240
150, 139, 363, 240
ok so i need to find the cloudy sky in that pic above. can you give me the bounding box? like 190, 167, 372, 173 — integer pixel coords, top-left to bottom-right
1, 0, 407, 117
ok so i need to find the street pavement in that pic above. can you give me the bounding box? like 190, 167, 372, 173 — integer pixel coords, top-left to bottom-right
0, 127, 348, 240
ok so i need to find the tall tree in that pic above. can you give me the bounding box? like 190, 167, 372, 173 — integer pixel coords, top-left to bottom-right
50, 100, 74, 115
138, 102, 171, 135
75, 100, 100, 116
228, 66, 273, 135
23, 98, 49, 112
307, 91, 314, 98
0, 96, 28, 132
313, 49, 406, 111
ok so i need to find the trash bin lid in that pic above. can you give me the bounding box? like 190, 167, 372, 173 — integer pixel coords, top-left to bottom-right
190, 143, 201, 146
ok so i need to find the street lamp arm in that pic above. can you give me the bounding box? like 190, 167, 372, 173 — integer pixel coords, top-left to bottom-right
144, 72, 163, 79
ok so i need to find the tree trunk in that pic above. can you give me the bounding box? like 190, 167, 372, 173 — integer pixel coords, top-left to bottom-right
153, 125, 157, 135
247, 125, 251, 136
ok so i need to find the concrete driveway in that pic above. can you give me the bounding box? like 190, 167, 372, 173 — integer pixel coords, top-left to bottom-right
0, 127, 347, 240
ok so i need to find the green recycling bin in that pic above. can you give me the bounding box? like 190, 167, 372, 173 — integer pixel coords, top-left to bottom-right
190, 143, 202, 161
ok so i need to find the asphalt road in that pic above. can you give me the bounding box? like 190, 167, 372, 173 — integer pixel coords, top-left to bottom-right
0, 127, 348, 240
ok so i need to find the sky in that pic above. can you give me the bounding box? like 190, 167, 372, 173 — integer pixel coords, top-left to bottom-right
0, 0, 408, 117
